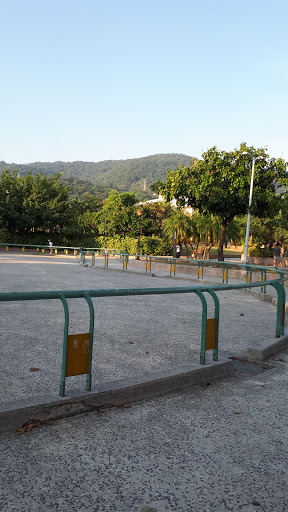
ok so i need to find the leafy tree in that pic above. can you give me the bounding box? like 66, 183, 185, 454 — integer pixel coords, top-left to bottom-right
65, 196, 101, 237
0, 170, 69, 234
138, 202, 172, 237
0, 170, 26, 233
152, 143, 287, 260
96, 191, 139, 237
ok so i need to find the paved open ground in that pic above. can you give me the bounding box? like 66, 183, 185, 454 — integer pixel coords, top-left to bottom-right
0, 252, 281, 409
0, 252, 287, 511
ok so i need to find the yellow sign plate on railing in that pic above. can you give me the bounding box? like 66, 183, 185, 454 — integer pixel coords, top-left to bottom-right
205, 318, 217, 350
66, 333, 90, 377
147, 261, 151, 271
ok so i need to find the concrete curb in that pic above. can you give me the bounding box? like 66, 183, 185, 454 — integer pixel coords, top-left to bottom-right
0, 360, 233, 435
245, 331, 288, 361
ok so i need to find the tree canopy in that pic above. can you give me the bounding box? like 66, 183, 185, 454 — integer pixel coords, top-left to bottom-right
152, 143, 288, 260
0, 171, 69, 233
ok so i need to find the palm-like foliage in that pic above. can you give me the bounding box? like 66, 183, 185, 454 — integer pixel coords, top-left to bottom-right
162, 209, 191, 256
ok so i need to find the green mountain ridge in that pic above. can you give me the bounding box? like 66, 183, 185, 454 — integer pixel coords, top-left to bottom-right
0, 153, 194, 199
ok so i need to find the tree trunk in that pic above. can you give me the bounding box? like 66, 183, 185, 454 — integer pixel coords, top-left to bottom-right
218, 223, 227, 261
203, 245, 207, 260
184, 242, 189, 258
218, 217, 233, 261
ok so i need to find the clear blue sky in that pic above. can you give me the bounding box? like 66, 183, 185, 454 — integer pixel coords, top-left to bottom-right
1, 0, 287, 164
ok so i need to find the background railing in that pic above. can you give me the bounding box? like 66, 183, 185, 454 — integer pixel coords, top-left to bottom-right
2, 242, 287, 291
79, 249, 287, 291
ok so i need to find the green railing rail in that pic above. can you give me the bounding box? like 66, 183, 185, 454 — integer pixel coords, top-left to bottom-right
80, 250, 129, 270
79, 249, 288, 292
0, 279, 285, 397
0, 243, 119, 256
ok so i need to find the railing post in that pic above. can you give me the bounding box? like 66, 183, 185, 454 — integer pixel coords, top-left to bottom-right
270, 281, 286, 337
194, 290, 208, 365
222, 263, 228, 284
104, 253, 109, 268
261, 269, 267, 294
206, 289, 220, 361
92, 253, 95, 266
170, 258, 176, 276
84, 293, 95, 391
59, 293, 69, 397
198, 261, 204, 280
278, 270, 284, 288
246, 265, 252, 286
146, 256, 152, 273
123, 254, 128, 270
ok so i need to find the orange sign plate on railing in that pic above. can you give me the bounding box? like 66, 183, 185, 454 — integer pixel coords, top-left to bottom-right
205, 318, 217, 350
66, 333, 90, 377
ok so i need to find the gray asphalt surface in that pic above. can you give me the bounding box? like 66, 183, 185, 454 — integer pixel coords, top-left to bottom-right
0, 253, 279, 408
1, 253, 287, 511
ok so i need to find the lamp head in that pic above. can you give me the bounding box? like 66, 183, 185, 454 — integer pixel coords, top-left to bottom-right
136, 208, 143, 217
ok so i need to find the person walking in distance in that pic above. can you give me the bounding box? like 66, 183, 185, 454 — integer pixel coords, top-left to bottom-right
274, 241, 281, 268
176, 243, 181, 259
48, 239, 53, 255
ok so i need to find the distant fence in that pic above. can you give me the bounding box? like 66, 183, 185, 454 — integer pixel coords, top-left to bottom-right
79, 249, 287, 293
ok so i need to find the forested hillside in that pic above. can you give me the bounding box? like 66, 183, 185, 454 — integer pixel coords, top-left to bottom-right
0, 153, 194, 199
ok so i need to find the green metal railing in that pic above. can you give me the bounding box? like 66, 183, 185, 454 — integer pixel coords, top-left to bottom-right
79, 249, 288, 292
3, 244, 287, 291
81, 250, 129, 271
0, 279, 285, 397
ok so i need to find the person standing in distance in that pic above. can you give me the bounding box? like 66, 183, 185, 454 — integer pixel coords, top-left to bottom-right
48, 239, 53, 255
274, 241, 282, 268
176, 244, 181, 258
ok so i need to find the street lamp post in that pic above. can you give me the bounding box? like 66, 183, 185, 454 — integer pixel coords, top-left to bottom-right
136, 208, 143, 260
242, 152, 265, 264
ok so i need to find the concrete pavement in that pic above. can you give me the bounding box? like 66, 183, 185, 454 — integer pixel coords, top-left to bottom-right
1, 348, 287, 511
1, 252, 288, 511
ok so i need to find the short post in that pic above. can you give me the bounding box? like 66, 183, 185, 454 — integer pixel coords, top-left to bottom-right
198, 261, 204, 280
170, 258, 176, 276
146, 257, 152, 273
222, 264, 228, 284
261, 269, 266, 294
123, 255, 128, 270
